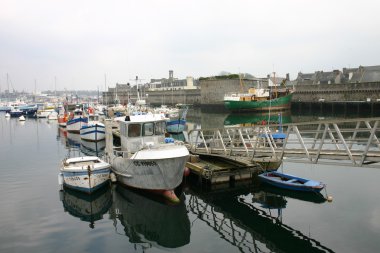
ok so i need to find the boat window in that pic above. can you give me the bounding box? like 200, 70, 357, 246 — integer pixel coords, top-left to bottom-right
128, 123, 141, 137
143, 122, 154, 136
155, 121, 166, 135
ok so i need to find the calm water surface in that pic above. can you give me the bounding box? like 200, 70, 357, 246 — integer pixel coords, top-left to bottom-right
0, 110, 380, 253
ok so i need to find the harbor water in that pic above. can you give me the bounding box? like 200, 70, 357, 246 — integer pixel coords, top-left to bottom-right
1, 109, 380, 253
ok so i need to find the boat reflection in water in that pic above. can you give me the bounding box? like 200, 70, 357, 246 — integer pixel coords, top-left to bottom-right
81, 140, 106, 157
110, 184, 191, 249
224, 110, 292, 127
259, 184, 327, 204
186, 184, 332, 253
59, 185, 112, 229
66, 132, 81, 148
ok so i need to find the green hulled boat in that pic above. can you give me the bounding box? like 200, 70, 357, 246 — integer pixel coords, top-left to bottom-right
224, 88, 293, 112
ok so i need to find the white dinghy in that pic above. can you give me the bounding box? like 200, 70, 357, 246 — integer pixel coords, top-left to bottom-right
59, 156, 111, 193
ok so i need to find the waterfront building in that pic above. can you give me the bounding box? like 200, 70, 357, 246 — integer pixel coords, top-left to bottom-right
147, 70, 199, 91
296, 65, 380, 85
296, 70, 343, 85
345, 65, 380, 83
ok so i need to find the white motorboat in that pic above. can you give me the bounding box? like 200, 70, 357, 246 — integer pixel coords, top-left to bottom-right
37, 108, 55, 118
59, 156, 111, 193
106, 113, 189, 203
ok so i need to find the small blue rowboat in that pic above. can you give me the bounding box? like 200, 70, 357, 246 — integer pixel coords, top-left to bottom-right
258, 171, 325, 193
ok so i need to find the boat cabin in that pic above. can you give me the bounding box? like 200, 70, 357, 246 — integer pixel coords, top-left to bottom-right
119, 114, 167, 153
88, 114, 100, 122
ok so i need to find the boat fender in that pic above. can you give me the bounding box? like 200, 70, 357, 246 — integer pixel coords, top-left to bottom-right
183, 167, 190, 177
165, 137, 174, 143
110, 172, 117, 183
58, 172, 64, 186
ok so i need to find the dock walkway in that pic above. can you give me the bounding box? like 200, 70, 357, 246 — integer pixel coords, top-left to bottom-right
187, 117, 380, 169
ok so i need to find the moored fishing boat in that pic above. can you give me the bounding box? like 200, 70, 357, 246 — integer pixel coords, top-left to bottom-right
106, 113, 189, 203
224, 88, 293, 112
58, 113, 68, 127
154, 105, 187, 133
9, 108, 24, 117
66, 107, 88, 133
59, 156, 111, 193
80, 114, 105, 142
258, 171, 325, 193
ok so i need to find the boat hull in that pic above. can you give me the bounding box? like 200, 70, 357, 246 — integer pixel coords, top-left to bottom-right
258, 171, 325, 193
10, 111, 24, 117
166, 119, 186, 133
80, 124, 105, 142
67, 117, 88, 133
224, 93, 293, 112
111, 147, 188, 191
61, 166, 110, 193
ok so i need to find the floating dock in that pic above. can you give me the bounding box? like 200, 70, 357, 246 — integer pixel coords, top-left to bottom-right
186, 153, 264, 185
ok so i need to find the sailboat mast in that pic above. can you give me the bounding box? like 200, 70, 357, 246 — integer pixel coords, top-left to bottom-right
136, 76, 140, 101
273, 72, 278, 98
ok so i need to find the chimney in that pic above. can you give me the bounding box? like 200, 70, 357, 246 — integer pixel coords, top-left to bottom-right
286, 73, 290, 81
169, 70, 174, 81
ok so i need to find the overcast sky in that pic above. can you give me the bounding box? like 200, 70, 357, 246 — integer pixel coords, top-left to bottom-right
1, 0, 380, 92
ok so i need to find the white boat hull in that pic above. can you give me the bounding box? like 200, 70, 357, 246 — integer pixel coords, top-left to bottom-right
80, 124, 105, 142
37, 110, 55, 118
67, 117, 88, 133
61, 157, 111, 193
111, 145, 189, 190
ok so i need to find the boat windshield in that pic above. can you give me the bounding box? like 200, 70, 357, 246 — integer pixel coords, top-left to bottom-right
74, 110, 83, 116
125, 121, 166, 138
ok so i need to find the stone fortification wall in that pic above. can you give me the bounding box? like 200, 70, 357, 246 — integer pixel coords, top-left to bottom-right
141, 81, 380, 107
146, 89, 201, 106
293, 82, 380, 102
200, 79, 256, 106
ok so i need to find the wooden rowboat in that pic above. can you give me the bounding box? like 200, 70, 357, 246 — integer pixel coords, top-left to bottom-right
258, 171, 325, 193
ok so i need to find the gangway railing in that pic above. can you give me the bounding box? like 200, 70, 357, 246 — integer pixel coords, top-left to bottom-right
187, 117, 380, 168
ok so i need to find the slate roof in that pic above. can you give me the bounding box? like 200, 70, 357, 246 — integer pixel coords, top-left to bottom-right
349, 66, 380, 83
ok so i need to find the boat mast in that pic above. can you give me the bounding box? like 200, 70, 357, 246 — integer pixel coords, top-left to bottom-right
273, 72, 278, 99
136, 76, 140, 101
239, 73, 243, 93
7, 73, 9, 103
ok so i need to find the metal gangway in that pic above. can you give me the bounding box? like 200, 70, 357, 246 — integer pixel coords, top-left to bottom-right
187, 117, 380, 168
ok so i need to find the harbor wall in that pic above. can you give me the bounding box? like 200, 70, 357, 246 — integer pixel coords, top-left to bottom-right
293, 82, 380, 103
200, 79, 256, 107
109, 81, 380, 108
146, 89, 201, 106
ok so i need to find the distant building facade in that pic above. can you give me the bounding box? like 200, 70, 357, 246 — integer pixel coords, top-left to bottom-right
296, 65, 380, 85
147, 70, 199, 91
